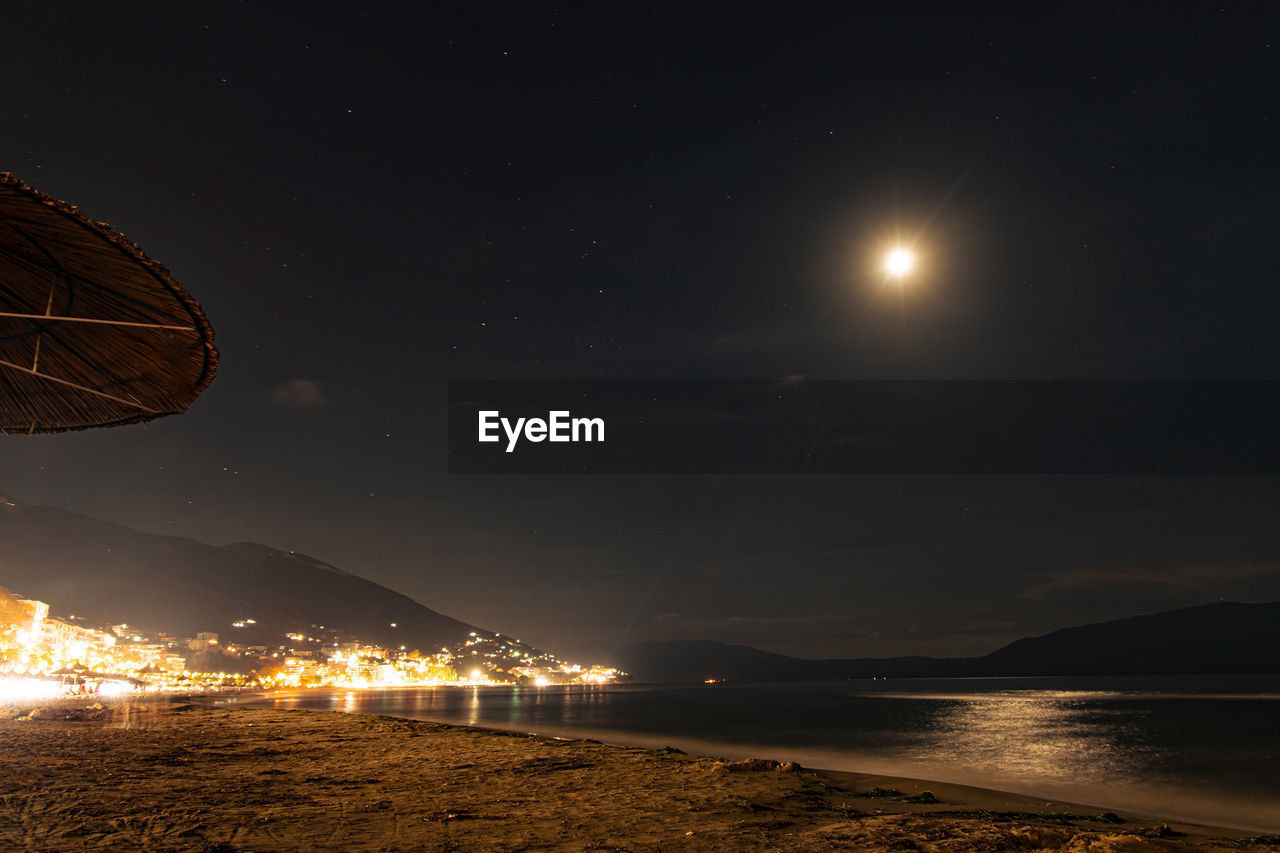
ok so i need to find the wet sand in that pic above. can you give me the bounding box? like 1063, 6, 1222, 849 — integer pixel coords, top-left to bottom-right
0, 698, 1275, 852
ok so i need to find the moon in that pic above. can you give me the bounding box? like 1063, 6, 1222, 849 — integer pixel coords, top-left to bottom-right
885, 248, 916, 278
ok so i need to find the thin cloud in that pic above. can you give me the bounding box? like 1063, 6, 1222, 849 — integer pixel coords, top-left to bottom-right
1019, 561, 1280, 600
650, 611, 883, 641
269, 379, 328, 409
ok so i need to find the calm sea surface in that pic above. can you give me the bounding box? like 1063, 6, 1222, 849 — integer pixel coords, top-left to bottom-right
231, 675, 1280, 832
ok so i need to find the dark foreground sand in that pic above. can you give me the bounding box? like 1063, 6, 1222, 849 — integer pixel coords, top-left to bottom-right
0, 699, 1276, 852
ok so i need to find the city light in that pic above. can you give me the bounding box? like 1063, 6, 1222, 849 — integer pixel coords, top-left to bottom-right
1, 588, 625, 696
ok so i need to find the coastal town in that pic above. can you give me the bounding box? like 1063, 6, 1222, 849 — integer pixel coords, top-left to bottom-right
0, 586, 623, 700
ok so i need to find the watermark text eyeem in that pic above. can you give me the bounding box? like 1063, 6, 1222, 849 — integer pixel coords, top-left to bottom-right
477, 410, 605, 452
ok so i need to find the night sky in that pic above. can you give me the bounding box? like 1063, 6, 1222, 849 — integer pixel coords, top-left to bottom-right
2, 5, 1278, 660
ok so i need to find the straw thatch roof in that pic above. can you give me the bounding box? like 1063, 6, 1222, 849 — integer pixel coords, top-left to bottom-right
0, 173, 217, 433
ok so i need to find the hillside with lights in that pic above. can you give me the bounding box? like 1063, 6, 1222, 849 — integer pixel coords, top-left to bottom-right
0, 497, 622, 696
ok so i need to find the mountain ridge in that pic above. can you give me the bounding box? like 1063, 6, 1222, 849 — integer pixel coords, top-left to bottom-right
0, 498, 478, 652
613, 601, 1280, 683
4, 497, 1276, 682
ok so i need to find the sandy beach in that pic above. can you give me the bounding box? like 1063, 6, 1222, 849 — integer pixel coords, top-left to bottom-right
1, 698, 1275, 852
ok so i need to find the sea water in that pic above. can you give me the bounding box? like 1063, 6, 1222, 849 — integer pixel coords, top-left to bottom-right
233, 675, 1280, 833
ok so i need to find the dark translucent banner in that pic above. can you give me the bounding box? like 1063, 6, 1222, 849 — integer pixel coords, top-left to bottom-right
447, 381, 1280, 474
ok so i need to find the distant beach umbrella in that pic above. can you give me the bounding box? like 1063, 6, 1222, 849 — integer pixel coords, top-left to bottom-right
0, 173, 217, 433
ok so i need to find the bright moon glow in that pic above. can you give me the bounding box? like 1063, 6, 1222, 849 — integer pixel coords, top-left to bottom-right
885, 248, 916, 277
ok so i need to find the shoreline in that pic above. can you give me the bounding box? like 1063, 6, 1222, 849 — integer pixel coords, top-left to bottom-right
223, 688, 1280, 836
2, 697, 1276, 851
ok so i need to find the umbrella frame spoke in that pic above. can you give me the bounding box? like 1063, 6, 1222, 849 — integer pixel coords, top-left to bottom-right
0, 311, 198, 331
0, 357, 158, 414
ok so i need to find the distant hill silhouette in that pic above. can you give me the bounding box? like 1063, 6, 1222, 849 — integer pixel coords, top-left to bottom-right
976, 601, 1280, 676
0, 498, 477, 651
613, 641, 967, 684
616, 602, 1280, 683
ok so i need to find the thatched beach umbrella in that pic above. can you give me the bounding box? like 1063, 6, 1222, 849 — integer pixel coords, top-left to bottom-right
0, 173, 217, 433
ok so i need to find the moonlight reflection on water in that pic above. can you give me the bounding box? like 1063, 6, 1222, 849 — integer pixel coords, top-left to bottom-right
899, 691, 1153, 789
